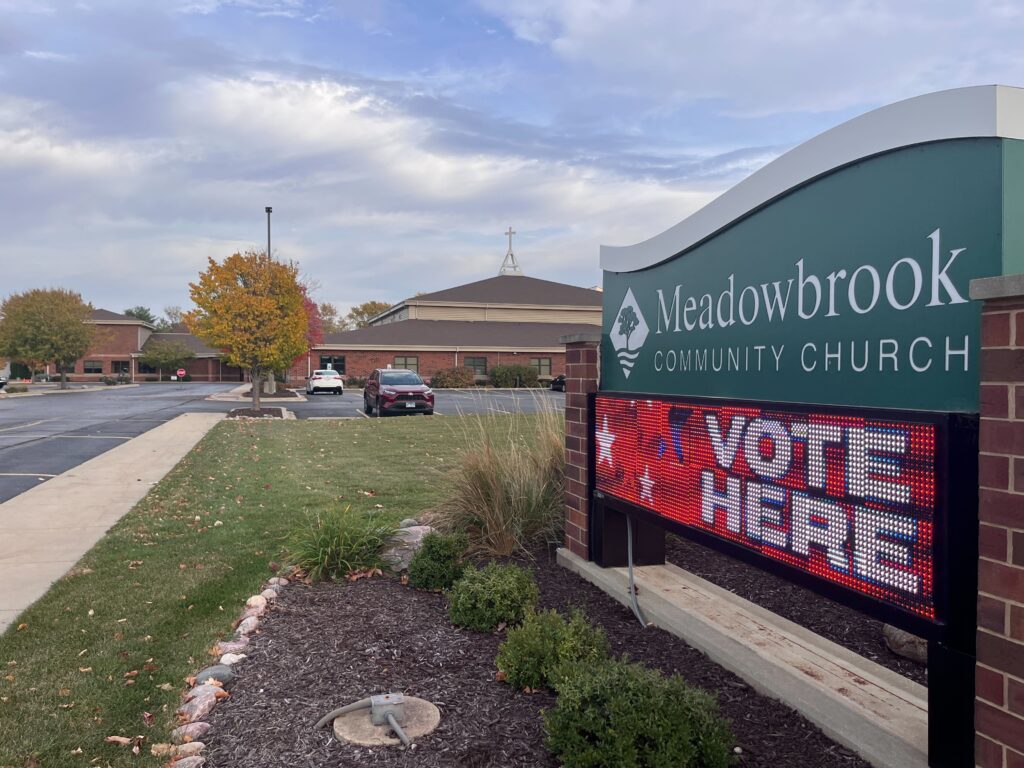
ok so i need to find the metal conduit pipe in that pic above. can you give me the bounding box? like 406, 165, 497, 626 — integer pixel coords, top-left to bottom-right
314, 698, 372, 729
626, 515, 648, 628
385, 712, 411, 747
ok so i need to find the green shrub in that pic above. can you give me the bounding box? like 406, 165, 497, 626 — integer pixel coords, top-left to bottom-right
284, 505, 397, 581
4, 383, 27, 393
435, 405, 564, 555
447, 562, 538, 631
430, 366, 476, 388
408, 531, 469, 590
489, 364, 540, 388
497, 608, 609, 691
346, 375, 367, 388
545, 659, 734, 768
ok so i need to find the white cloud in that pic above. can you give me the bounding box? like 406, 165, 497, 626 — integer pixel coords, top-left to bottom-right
0, 71, 714, 310
23, 50, 75, 62
478, 0, 1024, 115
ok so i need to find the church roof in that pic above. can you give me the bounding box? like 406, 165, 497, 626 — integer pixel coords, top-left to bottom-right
408, 275, 602, 307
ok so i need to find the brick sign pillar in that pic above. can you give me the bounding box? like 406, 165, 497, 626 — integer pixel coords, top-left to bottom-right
561, 332, 601, 560
971, 275, 1024, 766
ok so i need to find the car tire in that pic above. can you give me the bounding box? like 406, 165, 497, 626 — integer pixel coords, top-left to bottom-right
336, 388, 342, 395
376, 397, 386, 417
424, 410, 434, 416
364, 396, 373, 414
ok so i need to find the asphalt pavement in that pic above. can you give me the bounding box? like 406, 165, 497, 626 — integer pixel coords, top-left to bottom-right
0, 383, 564, 503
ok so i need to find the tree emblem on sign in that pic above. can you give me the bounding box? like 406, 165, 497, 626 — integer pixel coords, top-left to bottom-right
617, 305, 640, 349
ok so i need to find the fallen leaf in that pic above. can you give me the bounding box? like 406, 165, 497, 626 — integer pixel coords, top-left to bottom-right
142, 711, 155, 727
16, 623, 27, 631
157, 683, 174, 691
78, 667, 92, 673
58, 688, 71, 697
70, 747, 83, 754
495, 670, 507, 682
124, 670, 139, 678
104, 736, 132, 746
150, 743, 176, 757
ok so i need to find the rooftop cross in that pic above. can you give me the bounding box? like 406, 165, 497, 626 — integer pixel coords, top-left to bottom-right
499, 226, 523, 276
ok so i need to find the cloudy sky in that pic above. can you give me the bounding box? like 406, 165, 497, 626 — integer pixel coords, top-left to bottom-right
3, 0, 1024, 316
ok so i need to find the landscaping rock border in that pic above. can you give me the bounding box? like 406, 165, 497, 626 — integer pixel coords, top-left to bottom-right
154, 575, 292, 764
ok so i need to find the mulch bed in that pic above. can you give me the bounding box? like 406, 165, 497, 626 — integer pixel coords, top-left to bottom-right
227, 407, 286, 419
204, 548, 870, 768
665, 534, 927, 686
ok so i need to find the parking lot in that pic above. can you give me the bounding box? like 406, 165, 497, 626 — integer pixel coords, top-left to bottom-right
0, 383, 564, 503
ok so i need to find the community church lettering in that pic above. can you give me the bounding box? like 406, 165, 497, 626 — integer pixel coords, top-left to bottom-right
651, 228, 970, 376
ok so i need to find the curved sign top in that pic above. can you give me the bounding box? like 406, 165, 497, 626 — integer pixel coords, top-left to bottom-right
600, 85, 1024, 412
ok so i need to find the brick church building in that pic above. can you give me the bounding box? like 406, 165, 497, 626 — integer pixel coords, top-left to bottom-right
287, 272, 601, 384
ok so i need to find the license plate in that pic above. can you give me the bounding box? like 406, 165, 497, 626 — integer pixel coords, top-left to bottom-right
405, 402, 415, 408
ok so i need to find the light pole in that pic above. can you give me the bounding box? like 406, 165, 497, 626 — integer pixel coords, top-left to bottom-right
265, 206, 272, 258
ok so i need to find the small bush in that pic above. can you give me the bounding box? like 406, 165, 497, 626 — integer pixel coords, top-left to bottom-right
489, 364, 540, 388
435, 404, 564, 555
346, 375, 367, 388
4, 384, 27, 393
496, 608, 609, 691
430, 366, 476, 388
447, 562, 538, 631
100, 376, 119, 386
545, 659, 734, 768
284, 505, 397, 581
408, 531, 469, 590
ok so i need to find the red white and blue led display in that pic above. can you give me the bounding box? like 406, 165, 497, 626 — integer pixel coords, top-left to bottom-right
594, 396, 937, 620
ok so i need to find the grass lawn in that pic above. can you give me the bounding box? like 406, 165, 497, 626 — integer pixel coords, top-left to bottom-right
0, 414, 535, 768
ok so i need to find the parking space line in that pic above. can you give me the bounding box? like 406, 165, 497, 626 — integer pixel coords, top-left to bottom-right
0, 419, 50, 433
52, 435, 134, 440
354, 409, 369, 419
0, 472, 57, 478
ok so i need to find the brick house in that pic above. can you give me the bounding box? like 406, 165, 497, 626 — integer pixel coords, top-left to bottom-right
37, 310, 243, 383
287, 274, 602, 384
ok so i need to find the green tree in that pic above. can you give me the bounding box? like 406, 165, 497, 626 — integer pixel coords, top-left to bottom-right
0, 289, 94, 389
617, 305, 639, 348
123, 306, 159, 325
185, 250, 309, 410
139, 340, 195, 381
343, 300, 391, 329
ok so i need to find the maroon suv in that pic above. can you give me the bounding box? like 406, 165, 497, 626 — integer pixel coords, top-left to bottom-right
363, 368, 435, 416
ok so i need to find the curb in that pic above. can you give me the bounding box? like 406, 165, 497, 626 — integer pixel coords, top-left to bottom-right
0, 384, 140, 398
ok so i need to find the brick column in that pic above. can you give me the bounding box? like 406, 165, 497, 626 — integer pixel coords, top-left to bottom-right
560, 332, 601, 560
971, 275, 1024, 767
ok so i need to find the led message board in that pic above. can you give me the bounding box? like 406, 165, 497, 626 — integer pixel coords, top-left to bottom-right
594, 394, 940, 622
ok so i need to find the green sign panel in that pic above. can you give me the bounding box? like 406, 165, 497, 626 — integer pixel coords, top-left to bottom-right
602, 138, 1021, 412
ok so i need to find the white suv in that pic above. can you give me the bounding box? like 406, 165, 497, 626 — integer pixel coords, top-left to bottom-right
306, 369, 344, 395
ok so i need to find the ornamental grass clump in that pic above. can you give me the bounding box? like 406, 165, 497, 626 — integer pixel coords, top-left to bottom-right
436, 403, 564, 556
496, 608, 609, 691
407, 531, 469, 590
447, 562, 538, 631
544, 659, 735, 768
284, 505, 397, 581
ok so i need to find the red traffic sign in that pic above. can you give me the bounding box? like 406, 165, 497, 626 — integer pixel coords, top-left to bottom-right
176, 368, 186, 378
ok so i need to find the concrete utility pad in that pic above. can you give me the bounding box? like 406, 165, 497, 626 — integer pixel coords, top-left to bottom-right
558, 548, 927, 768
332, 697, 441, 746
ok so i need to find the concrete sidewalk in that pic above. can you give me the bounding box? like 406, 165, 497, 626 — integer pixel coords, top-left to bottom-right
0, 411, 224, 632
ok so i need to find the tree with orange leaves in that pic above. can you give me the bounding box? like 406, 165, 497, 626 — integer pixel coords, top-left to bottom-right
186, 250, 308, 411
